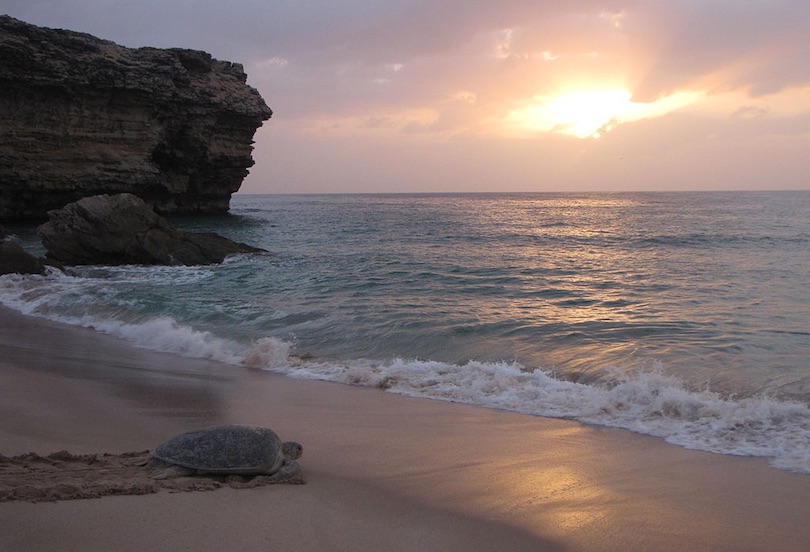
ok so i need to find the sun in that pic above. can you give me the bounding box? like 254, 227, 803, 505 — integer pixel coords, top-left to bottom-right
502, 89, 700, 139
504, 89, 639, 138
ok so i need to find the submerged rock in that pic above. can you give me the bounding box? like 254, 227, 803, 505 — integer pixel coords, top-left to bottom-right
0, 16, 272, 221
38, 193, 265, 266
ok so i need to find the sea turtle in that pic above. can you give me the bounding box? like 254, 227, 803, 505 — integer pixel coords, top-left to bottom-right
148, 424, 304, 483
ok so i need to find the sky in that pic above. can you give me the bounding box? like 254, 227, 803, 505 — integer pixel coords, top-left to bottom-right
3, 0, 810, 193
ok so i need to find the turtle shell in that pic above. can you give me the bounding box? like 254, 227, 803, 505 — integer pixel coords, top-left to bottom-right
153, 425, 285, 475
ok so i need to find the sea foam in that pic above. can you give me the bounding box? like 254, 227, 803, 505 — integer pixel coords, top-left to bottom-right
246, 340, 810, 474
0, 269, 244, 364
3, 269, 810, 474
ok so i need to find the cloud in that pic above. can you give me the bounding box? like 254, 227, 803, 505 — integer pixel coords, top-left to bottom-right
4, 0, 810, 191
625, 1, 810, 99
227, 0, 810, 141
11, 1, 810, 108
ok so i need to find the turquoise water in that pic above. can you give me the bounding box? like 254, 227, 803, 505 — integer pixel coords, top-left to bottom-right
2, 191, 810, 471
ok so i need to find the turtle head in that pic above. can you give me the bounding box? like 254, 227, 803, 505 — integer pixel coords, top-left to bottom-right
282, 441, 303, 460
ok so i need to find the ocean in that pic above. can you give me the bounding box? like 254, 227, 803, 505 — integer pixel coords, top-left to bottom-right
2, 191, 809, 473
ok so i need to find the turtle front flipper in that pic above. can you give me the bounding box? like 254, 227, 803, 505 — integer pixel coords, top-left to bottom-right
267, 459, 305, 484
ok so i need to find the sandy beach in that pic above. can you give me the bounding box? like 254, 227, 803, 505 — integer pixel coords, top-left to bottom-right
1, 305, 809, 552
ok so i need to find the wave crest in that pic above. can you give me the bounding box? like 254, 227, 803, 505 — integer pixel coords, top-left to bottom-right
263, 355, 810, 474
2, 271, 809, 474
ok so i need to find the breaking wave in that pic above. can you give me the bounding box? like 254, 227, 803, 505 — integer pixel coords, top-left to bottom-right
2, 267, 810, 474
243, 336, 810, 474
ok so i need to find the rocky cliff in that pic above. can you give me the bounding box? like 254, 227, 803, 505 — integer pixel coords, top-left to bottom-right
0, 16, 272, 221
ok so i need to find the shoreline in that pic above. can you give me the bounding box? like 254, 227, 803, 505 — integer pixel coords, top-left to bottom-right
2, 305, 810, 551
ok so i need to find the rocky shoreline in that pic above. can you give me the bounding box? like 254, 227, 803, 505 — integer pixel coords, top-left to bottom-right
2, 193, 266, 272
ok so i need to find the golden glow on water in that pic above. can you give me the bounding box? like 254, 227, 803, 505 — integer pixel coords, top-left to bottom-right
461, 194, 666, 375
464, 424, 665, 545
509, 463, 614, 532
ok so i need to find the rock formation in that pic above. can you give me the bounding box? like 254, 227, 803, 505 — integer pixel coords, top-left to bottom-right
0, 16, 272, 221
0, 232, 46, 275
38, 193, 265, 266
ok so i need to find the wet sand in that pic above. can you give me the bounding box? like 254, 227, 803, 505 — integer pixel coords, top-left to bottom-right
1, 305, 809, 551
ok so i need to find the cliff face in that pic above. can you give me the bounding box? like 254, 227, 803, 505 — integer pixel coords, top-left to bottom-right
0, 16, 272, 221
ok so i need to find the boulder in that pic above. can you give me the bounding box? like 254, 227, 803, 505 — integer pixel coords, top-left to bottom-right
0, 16, 273, 221
37, 193, 265, 266
0, 235, 46, 275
